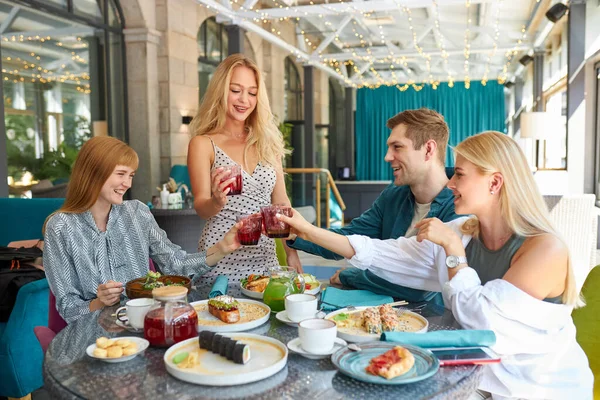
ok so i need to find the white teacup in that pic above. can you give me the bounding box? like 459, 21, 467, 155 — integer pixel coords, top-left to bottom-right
298, 318, 337, 354
116, 298, 155, 329
285, 293, 318, 323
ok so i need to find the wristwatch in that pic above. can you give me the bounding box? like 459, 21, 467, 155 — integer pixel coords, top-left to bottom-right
445, 255, 468, 268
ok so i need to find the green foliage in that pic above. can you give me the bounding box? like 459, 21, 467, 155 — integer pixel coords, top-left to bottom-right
5, 114, 91, 182
278, 122, 294, 201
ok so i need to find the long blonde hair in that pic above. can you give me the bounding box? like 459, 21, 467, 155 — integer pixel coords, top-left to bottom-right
43, 136, 139, 232
189, 53, 288, 168
454, 131, 582, 306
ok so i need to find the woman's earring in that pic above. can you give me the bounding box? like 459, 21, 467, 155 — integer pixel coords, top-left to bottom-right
490, 191, 495, 195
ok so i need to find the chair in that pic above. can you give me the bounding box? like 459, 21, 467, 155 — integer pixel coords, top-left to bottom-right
572, 265, 600, 399
34, 326, 56, 354
0, 279, 49, 398
48, 290, 67, 335
544, 194, 598, 291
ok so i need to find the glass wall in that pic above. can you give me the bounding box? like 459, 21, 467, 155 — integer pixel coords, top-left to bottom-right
1, 0, 126, 196
540, 88, 567, 170
284, 56, 302, 121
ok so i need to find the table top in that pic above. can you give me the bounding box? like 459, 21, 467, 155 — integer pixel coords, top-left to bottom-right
44, 285, 482, 400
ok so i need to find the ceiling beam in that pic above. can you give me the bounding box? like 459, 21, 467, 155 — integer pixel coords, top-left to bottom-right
313, 15, 352, 55
322, 44, 532, 62
240, 0, 492, 20
0, 5, 20, 35
194, 0, 350, 85
242, 0, 259, 9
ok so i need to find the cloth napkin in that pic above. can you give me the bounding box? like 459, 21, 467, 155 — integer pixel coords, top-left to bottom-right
208, 276, 228, 298
320, 287, 393, 311
381, 329, 497, 349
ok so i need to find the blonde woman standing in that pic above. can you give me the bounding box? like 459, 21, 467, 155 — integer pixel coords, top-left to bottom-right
277, 131, 593, 399
188, 54, 301, 284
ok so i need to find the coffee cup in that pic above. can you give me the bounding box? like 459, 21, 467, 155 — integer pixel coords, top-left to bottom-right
298, 318, 337, 354
285, 293, 318, 323
116, 298, 155, 329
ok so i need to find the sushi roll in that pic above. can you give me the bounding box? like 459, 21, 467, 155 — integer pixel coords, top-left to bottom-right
219, 337, 232, 357
232, 342, 251, 364
199, 331, 215, 349
211, 333, 224, 352
225, 339, 237, 360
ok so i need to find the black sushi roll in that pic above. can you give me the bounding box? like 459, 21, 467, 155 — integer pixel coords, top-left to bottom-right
211, 333, 224, 352
219, 337, 232, 357
199, 331, 215, 350
232, 342, 251, 364
225, 339, 237, 360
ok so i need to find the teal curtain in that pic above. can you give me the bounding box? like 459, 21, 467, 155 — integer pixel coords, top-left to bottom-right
355, 81, 505, 180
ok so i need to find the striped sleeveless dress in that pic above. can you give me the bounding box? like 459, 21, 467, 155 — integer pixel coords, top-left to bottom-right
197, 139, 280, 284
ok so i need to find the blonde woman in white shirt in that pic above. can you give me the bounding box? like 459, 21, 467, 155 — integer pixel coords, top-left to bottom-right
277, 131, 593, 399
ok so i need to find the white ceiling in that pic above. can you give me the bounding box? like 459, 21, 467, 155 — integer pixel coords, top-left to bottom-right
201, 0, 543, 88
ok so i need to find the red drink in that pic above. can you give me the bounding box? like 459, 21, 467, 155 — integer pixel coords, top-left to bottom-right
236, 214, 262, 245
143, 307, 198, 347
261, 205, 292, 238
221, 165, 243, 196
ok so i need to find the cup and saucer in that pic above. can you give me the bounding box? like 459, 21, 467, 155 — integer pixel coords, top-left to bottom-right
287, 336, 347, 360
114, 298, 154, 333
277, 293, 319, 327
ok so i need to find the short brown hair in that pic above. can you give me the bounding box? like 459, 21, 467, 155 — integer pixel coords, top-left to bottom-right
386, 108, 449, 164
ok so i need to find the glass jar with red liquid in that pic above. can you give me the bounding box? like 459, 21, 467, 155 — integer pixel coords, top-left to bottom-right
236, 214, 263, 245
143, 286, 198, 347
221, 165, 243, 196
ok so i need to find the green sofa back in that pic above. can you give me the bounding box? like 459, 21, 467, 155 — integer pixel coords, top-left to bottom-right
0, 198, 64, 246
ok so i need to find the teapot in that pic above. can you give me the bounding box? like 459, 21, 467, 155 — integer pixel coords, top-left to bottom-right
143, 286, 197, 347
263, 266, 305, 313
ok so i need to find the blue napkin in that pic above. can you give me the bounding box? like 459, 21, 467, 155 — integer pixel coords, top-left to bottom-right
208, 276, 228, 298
320, 287, 393, 311
381, 330, 496, 349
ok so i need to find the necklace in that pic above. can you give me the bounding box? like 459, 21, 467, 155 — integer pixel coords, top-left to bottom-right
222, 129, 248, 140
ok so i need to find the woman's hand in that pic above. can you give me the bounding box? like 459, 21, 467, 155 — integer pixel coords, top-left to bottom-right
96, 280, 123, 307
275, 208, 315, 240
285, 251, 304, 274
414, 218, 462, 251
211, 167, 235, 208
218, 222, 243, 254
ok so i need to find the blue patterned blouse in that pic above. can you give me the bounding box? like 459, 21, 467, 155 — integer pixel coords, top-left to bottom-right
44, 200, 211, 323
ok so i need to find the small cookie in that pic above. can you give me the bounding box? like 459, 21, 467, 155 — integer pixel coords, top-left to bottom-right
122, 346, 138, 356
96, 337, 110, 349
93, 348, 108, 358
107, 345, 123, 358
115, 339, 132, 348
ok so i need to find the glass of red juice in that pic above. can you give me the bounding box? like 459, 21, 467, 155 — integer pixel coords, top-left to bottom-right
221, 165, 243, 196
260, 205, 292, 238
236, 214, 262, 245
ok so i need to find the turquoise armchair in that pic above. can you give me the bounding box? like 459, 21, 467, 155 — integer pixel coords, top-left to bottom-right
0, 198, 64, 398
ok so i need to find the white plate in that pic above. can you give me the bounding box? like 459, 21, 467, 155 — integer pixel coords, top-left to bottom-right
325, 307, 429, 343
115, 319, 143, 333
240, 282, 322, 299
287, 337, 347, 360
86, 336, 149, 363
190, 299, 271, 332
164, 334, 288, 386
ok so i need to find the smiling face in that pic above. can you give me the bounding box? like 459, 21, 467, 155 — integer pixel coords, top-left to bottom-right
384, 123, 429, 187
447, 155, 495, 215
226, 66, 258, 123
97, 165, 135, 207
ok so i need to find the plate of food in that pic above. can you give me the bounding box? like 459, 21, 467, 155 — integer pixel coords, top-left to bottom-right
126, 271, 191, 299
332, 342, 439, 385
325, 305, 428, 343
240, 273, 322, 299
190, 295, 271, 332
164, 332, 288, 386
86, 336, 149, 363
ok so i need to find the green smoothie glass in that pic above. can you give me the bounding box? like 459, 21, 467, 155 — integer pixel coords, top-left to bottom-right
263, 267, 305, 313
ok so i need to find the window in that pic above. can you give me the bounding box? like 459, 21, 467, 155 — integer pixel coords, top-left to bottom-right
538, 88, 567, 170
283, 57, 302, 121
595, 63, 600, 204
197, 18, 256, 102
1, 0, 126, 190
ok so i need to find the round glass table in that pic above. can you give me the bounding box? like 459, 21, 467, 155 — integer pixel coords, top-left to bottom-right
43, 285, 483, 399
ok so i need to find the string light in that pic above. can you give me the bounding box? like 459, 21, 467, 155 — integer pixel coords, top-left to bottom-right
498, 24, 527, 84
432, 0, 453, 87
463, 0, 472, 89
481, 0, 504, 86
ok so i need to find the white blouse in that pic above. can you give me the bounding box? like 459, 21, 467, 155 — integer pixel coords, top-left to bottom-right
347, 217, 593, 399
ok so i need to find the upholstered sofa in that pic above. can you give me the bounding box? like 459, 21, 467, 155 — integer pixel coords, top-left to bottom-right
0, 198, 64, 398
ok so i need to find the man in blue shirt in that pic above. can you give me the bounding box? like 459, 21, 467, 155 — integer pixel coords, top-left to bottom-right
287, 108, 461, 303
